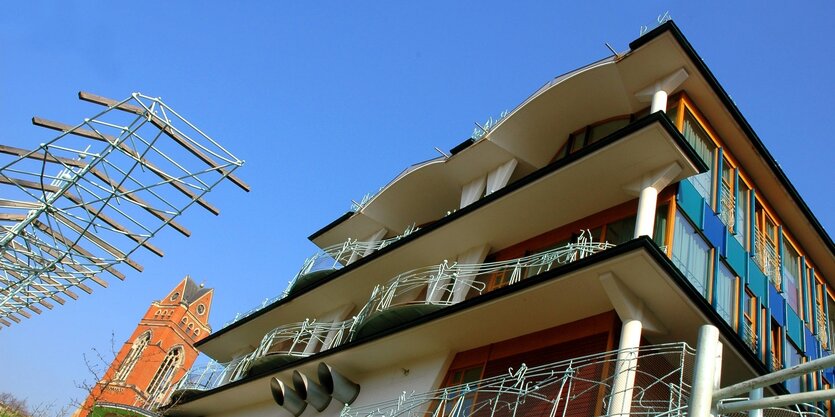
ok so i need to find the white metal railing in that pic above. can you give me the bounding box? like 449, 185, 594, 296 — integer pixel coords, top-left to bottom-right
719, 182, 735, 229
221, 226, 419, 328
250, 318, 356, 363
341, 343, 695, 417
353, 231, 614, 335
753, 229, 781, 289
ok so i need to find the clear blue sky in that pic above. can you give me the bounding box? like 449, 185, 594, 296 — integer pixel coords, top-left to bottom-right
1, 1, 833, 412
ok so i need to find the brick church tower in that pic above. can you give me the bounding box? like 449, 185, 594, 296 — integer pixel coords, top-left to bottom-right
79, 276, 213, 416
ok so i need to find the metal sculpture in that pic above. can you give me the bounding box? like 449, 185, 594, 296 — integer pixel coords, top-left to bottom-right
0, 92, 247, 327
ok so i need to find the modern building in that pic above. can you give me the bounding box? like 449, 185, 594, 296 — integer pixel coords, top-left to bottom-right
79, 277, 213, 417
164, 21, 834, 417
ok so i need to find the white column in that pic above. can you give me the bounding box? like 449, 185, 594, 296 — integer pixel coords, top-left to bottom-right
607, 319, 643, 417
651, 90, 668, 113
634, 186, 659, 238
635, 68, 689, 113
625, 163, 681, 239
688, 325, 720, 417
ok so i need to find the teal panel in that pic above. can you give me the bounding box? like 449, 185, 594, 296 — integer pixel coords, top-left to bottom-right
725, 232, 747, 278
786, 306, 804, 347
677, 180, 704, 229
748, 258, 768, 304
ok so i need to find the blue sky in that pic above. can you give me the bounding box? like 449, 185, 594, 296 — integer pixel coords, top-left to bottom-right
0, 1, 833, 411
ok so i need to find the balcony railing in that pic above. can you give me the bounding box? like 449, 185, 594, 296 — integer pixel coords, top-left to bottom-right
753, 229, 781, 289
341, 343, 695, 417
220, 226, 419, 329
742, 321, 757, 353
719, 182, 735, 229
181, 232, 615, 396
352, 231, 614, 339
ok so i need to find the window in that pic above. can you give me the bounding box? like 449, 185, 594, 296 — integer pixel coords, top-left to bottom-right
672, 211, 712, 299
147, 347, 183, 405
715, 263, 737, 326
828, 292, 835, 352
602, 216, 635, 246
771, 320, 783, 370
170, 292, 180, 302
114, 331, 151, 381
553, 116, 631, 162
785, 342, 803, 393
742, 289, 758, 352
734, 181, 750, 248
718, 158, 735, 228
196, 304, 206, 315
782, 238, 802, 314
439, 365, 484, 417
681, 110, 716, 202
754, 205, 781, 288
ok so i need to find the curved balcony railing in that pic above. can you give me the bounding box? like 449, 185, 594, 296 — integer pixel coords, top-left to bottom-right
351, 231, 614, 339
341, 342, 696, 417
168, 359, 244, 404
221, 226, 419, 329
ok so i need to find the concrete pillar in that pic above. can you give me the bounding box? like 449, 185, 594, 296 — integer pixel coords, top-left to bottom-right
607, 319, 643, 417
651, 89, 668, 113
633, 186, 659, 238
635, 68, 689, 114
688, 325, 720, 417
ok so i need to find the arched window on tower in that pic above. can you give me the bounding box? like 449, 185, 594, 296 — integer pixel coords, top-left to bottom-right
146, 346, 183, 405
114, 331, 151, 381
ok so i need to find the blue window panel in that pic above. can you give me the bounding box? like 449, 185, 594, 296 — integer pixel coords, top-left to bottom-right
702, 203, 726, 254
786, 306, 804, 348
747, 259, 768, 304
823, 350, 835, 383
806, 328, 819, 360
770, 283, 785, 326
725, 232, 747, 278
677, 180, 704, 229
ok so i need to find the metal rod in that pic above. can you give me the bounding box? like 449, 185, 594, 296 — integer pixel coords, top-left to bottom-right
713, 354, 835, 401
717, 389, 835, 413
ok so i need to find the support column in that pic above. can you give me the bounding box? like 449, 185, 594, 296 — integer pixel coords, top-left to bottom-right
688, 325, 721, 417
607, 319, 643, 417
600, 272, 666, 417
635, 68, 689, 113
626, 163, 682, 239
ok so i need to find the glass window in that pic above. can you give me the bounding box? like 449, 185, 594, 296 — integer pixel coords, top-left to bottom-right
605, 217, 636, 246
147, 347, 183, 405
719, 159, 735, 229
716, 263, 736, 326
742, 288, 758, 352
682, 111, 716, 202
785, 342, 803, 393
114, 331, 151, 381
587, 118, 629, 144
734, 182, 750, 248
653, 204, 669, 248
782, 239, 801, 313
672, 211, 712, 299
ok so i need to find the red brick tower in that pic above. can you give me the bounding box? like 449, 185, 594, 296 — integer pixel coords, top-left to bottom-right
79, 276, 213, 416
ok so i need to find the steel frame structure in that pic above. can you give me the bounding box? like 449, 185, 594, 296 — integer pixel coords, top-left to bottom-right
0, 92, 247, 327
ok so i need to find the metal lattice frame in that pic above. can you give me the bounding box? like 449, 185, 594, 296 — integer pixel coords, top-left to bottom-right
0, 92, 247, 327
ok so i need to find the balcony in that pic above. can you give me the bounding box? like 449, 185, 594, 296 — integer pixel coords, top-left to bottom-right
220, 227, 419, 329
243, 318, 356, 377
351, 232, 614, 340
718, 182, 735, 229
342, 343, 696, 417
